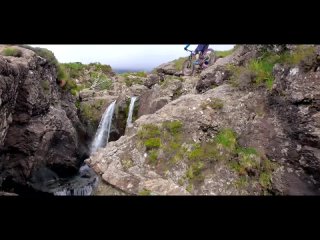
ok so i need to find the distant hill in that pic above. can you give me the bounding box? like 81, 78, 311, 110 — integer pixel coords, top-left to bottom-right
113, 68, 151, 74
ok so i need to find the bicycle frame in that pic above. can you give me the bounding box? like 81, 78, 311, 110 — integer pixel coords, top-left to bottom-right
182, 48, 215, 76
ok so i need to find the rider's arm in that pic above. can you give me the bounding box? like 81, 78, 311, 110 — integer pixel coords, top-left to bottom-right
184, 44, 190, 50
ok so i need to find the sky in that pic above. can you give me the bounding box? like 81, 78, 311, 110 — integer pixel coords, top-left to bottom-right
31, 45, 235, 71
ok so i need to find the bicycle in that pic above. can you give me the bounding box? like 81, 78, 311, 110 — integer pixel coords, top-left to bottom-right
182, 48, 216, 76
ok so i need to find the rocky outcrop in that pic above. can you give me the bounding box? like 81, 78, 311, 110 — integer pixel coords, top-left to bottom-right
0, 45, 87, 193
138, 75, 199, 117
86, 85, 269, 195
155, 61, 182, 76
86, 45, 320, 195
196, 45, 290, 93
144, 74, 161, 89
2, 44, 319, 195
269, 55, 320, 183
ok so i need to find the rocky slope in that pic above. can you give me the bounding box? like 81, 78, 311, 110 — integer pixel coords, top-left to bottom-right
84, 44, 320, 195
1, 44, 319, 196
0, 45, 88, 194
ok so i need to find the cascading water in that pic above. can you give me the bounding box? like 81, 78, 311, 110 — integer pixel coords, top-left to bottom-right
41, 101, 118, 196
53, 164, 99, 196
91, 100, 116, 154
126, 96, 137, 128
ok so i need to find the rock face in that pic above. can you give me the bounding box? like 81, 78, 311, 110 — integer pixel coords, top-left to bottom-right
86, 44, 320, 195
2, 44, 320, 196
155, 61, 182, 76
269, 59, 320, 183
0, 45, 87, 193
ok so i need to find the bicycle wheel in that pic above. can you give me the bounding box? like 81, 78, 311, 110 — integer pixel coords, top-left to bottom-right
182, 59, 194, 76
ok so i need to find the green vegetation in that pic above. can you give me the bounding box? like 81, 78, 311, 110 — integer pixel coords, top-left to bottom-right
215, 129, 237, 151
138, 121, 183, 166
18, 46, 115, 95
120, 72, 146, 87
1, 47, 22, 57
227, 45, 317, 91
20, 45, 58, 65
88, 62, 113, 75
248, 59, 274, 89
18, 46, 80, 95
148, 150, 159, 165
134, 71, 147, 77
137, 121, 277, 193
228, 56, 276, 90
144, 138, 161, 150
201, 98, 224, 110
186, 183, 193, 193
139, 188, 151, 195
185, 161, 205, 181
122, 158, 134, 170
41, 80, 50, 93
183, 128, 237, 185
173, 57, 187, 70
162, 120, 183, 135
138, 124, 161, 140
278, 45, 316, 65
56, 64, 81, 95
234, 176, 249, 188
259, 172, 272, 189
61, 62, 85, 78
160, 75, 184, 89
230, 147, 277, 192
90, 73, 113, 90
60, 62, 114, 91
78, 100, 106, 125
75, 99, 80, 109
237, 147, 260, 171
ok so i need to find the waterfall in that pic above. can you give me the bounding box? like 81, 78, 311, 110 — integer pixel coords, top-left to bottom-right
91, 100, 116, 154
126, 96, 137, 128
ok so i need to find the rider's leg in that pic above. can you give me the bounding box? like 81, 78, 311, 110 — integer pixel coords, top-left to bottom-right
194, 51, 201, 64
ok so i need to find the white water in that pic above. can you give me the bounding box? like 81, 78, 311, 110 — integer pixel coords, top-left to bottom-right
53, 164, 99, 196
126, 96, 137, 128
90, 100, 116, 154
53, 176, 99, 196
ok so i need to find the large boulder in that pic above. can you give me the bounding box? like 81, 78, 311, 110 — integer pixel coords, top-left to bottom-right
0, 45, 87, 192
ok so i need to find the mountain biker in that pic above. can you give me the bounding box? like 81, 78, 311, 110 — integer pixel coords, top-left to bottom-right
184, 44, 210, 64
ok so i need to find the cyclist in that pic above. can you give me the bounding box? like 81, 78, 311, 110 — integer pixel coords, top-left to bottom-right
184, 44, 210, 64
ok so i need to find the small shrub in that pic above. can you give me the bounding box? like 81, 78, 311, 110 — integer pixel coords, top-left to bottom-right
139, 189, 151, 195
148, 150, 158, 165
280, 45, 316, 65
248, 59, 274, 88
75, 100, 80, 109
173, 57, 187, 70
186, 162, 204, 181
138, 124, 161, 140
20, 45, 58, 65
234, 176, 249, 188
162, 120, 183, 135
1, 47, 22, 57
144, 138, 161, 150
186, 183, 193, 193
259, 172, 272, 189
215, 128, 237, 151
135, 71, 147, 77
